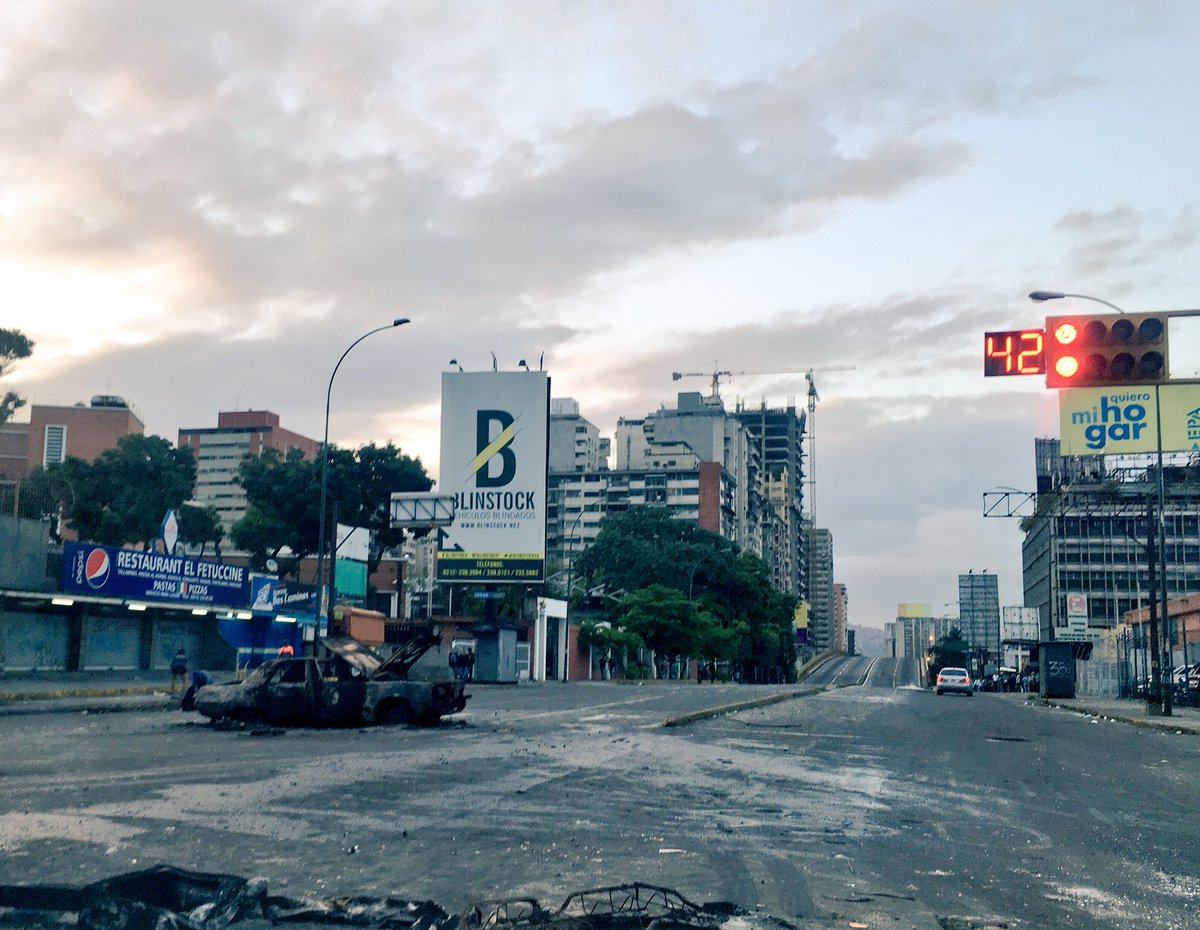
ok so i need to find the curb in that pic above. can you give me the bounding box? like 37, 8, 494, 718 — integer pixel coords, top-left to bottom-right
661, 687, 821, 727
0, 685, 169, 702
1037, 697, 1200, 735
659, 652, 835, 727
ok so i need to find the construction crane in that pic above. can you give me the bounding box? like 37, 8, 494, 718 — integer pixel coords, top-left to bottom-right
672, 365, 816, 398
671, 363, 855, 522
804, 367, 858, 523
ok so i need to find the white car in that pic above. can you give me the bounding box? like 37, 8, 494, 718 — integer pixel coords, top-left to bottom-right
935, 666, 973, 696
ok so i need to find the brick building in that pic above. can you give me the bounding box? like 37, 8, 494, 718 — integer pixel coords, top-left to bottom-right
178, 410, 319, 537
0, 395, 145, 488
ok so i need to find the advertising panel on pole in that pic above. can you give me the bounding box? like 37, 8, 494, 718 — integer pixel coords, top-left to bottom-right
1000, 606, 1039, 643
249, 576, 317, 618
63, 542, 249, 608
1060, 592, 1092, 641
438, 371, 549, 583
1059, 383, 1200, 455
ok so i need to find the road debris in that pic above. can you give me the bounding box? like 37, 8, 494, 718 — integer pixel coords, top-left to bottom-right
0, 869, 794, 930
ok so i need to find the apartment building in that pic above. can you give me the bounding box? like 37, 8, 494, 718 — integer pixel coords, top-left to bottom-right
178, 410, 318, 536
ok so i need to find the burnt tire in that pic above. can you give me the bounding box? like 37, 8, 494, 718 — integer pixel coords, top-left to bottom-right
378, 700, 413, 725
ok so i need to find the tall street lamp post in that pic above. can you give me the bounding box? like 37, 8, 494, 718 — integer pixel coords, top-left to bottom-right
314, 319, 409, 639
560, 505, 593, 681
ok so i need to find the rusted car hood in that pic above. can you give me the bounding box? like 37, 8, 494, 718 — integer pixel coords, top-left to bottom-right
320, 632, 439, 679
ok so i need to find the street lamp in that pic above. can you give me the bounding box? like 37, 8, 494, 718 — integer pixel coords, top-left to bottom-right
560, 504, 593, 681
314, 318, 409, 639
1028, 290, 1128, 314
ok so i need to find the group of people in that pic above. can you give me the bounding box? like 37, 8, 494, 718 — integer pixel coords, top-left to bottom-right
449, 647, 475, 681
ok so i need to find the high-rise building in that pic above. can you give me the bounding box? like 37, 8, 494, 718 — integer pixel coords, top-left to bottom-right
178, 410, 318, 536
959, 571, 1000, 673
549, 398, 608, 473
806, 526, 834, 650
832, 582, 848, 653
733, 401, 807, 597
884, 604, 956, 659
1023, 438, 1200, 642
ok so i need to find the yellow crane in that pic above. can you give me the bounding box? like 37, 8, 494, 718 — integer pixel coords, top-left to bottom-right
670, 363, 855, 521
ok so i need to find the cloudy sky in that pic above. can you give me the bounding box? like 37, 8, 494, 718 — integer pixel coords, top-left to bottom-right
4, 1, 1199, 627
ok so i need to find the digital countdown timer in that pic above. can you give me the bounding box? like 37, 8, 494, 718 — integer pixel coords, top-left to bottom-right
984, 329, 1045, 377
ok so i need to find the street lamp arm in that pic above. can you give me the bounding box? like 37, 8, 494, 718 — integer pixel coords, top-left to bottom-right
323, 319, 411, 443
1028, 291, 1128, 314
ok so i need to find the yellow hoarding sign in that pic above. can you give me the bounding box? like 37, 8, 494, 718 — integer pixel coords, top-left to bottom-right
1060, 384, 1200, 455
1158, 385, 1200, 451
793, 601, 808, 630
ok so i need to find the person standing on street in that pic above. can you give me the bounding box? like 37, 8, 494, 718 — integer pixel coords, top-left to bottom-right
169, 648, 188, 693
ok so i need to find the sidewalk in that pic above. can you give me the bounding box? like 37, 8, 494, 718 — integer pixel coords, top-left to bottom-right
1023, 692, 1200, 735
0, 669, 181, 717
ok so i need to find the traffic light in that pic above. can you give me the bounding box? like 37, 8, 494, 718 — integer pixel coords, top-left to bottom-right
1044, 312, 1168, 388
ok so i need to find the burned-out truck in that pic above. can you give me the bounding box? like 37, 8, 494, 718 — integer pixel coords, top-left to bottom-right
192, 633, 468, 726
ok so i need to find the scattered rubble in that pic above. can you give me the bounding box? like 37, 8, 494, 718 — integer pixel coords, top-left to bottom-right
0, 867, 791, 930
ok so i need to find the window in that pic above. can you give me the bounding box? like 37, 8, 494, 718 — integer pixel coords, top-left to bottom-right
43, 424, 66, 466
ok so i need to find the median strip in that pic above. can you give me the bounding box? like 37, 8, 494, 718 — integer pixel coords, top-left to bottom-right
661, 687, 822, 727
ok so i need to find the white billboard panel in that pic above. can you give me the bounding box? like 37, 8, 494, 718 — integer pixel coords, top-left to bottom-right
1000, 606, 1039, 643
438, 371, 549, 583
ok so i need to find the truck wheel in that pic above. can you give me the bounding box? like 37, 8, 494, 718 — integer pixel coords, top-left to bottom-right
379, 701, 413, 725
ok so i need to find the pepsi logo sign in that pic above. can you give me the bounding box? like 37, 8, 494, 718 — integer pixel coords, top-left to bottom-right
84, 548, 111, 589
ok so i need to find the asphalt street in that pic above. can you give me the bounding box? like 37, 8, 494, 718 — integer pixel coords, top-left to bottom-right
1, 657, 1197, 929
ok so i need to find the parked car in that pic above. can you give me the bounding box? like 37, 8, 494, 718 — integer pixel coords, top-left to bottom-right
192, 633, 468, 726
935, 666, 973, 696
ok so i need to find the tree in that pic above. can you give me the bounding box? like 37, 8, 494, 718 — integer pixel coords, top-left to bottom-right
178, 503, 225, 558
232, 442, 432, 574
578, 619, 644, 679
574, 507, 797, 681
573, 507, 737, 604
694, 613, 747, 670
0, 328, 34, 425
57, 435, 197, 547
232, 448, 321, 572
928, 628, 970, 683
618, 584, 699, 669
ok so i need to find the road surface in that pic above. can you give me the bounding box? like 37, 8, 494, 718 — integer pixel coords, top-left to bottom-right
1, 664, 1196, 929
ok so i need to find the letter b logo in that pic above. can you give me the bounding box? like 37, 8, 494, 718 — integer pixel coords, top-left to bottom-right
475, 410, 517, 487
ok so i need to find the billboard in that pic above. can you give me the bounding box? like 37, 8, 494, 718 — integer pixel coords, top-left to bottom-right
438, 371, 549, 583
63, 542, 248, 608
1000, 606, 1039, 643
1059, 383, 1200, 455
1060, 592, 1092, 641
249, 577, 317, 617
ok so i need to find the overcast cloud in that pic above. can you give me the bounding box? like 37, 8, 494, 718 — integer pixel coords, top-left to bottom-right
4, 1, 1199, 625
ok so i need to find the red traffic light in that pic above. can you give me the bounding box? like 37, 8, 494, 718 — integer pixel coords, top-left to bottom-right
1044, 312, 1167, 388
